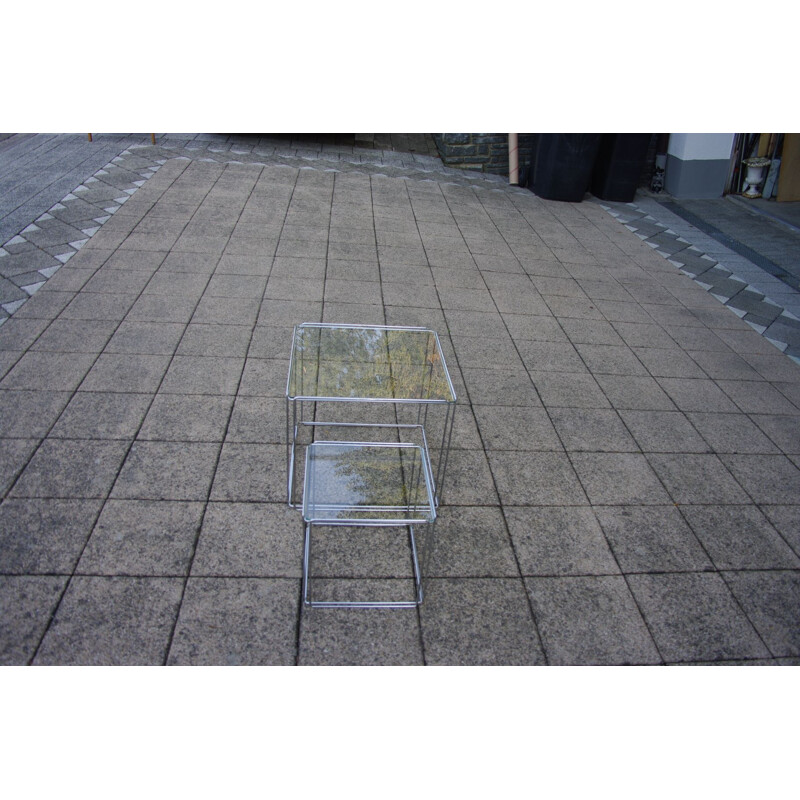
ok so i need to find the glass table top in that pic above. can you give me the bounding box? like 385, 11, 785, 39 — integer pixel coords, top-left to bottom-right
302, 441, 436, 524
287, 323, 456, 403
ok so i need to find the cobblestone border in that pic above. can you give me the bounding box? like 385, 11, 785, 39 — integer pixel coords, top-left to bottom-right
0, 149, 167, 324
595, 199, 800, 365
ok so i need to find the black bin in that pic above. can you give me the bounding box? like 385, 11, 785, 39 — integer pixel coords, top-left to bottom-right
530, 133, 602, 202
590, 134, 652, 202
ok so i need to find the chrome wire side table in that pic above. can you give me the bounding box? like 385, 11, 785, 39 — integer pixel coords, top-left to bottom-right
285, 323, 457, 509
301, 439, 437, 608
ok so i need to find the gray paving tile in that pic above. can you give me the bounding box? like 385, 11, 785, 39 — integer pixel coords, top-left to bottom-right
681, 505, 799, 570
80, 353, 170, 394
324, 278, 382, 306
191, 296, 260, 326
209, 442, 285, 502
426, 506, 519, 577
517, 340, 586, 373
531, 371, 611, 409
11, 439, 129, 499
3, 136, 800, 668
191, 502, 301, 577
237, 358, 288, 397
225, 396, 285, 444
461, 368, 542, 407
560, 318, 625, 346
619, 409, 710, 453
526, 575, 660, 665
103, 249, 167, 273
0, 389, 71, 437
749, 413, 800, 454
138, 393, 234, 442
144, 270, 209, 299
593, 299, 652, 324
49, 391, 151, 440
436, 286, 495, 313
442, 309, 506, 339
544, 295, 607, 320
490, 288, 551, 317
451, 335, 524, 370
571, 452, 670, 505
474, 405, 561, 451
488, 451, 587, 505
0, 317, 51, 352
685, 411, 780, 454
59, 291, 137, 322
159, 355, 244, 396
0, 350, 96, 391
657, 377, 740, 413
634, 347, 707, 379
0, 438, 39, 496
506, 506, 618, 576
304, 523, 419, 581
719, 454, 800, 504
0, 498, 102, 573
78, 499, 204, 576
439, 448, 499, 505
740, 351, 800, 381
550, 407, 637, 452
264, 276, 323, 303
647, 453, 750, 504
724, 571, 800, 658
31, 318, 118, 353
501, 313, 567, 342
34, 576, 183, 665
628, 572, 770, 663
83, 267, 152, 294
760, 505, 800, 558
0, 575, 67, 665
574, 343, 648, 376
595, 505, 712, 573
327, 259, 381, 283
420, 578, 545, 665
111, 441, 220, 501
178, 323, 253, 358
168, 577, 299, 666
717, 379, 799, 415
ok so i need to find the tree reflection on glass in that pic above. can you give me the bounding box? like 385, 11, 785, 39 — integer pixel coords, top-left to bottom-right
305, 443, 435, 523
289, 326, 453, 402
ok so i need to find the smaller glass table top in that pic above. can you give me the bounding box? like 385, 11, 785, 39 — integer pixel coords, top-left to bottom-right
302, 441, 436, 524
287, 323, 456, 403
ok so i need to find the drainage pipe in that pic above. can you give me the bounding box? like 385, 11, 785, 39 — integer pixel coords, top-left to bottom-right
508, 133, 519, 185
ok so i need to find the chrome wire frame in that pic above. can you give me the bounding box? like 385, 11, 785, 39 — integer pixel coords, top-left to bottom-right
302, 521, 429, 608
286, 323, 455, 607
301, 438, 436, 608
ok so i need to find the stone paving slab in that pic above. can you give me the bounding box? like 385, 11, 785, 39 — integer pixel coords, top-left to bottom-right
1, 135, 799, 665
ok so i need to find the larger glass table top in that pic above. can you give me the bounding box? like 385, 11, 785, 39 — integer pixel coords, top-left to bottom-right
287, 323, 456, 403
303, 441, 437, 524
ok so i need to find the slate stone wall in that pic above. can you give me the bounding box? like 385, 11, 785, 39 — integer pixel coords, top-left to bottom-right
433, 134, 537, 176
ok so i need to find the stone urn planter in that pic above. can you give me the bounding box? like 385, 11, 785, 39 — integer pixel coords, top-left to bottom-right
742, 157, 771, 198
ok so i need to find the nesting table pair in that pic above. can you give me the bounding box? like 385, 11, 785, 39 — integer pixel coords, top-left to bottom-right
285, 323, 456, 608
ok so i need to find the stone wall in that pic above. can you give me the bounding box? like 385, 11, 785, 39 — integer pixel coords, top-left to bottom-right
433, 134, 537, 176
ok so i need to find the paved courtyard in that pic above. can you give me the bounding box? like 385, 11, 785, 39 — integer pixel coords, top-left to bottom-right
1, 134, 799, 665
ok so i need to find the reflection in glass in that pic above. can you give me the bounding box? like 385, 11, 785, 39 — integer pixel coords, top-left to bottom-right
288, 324, 455, 402
304, 442, 436, 524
